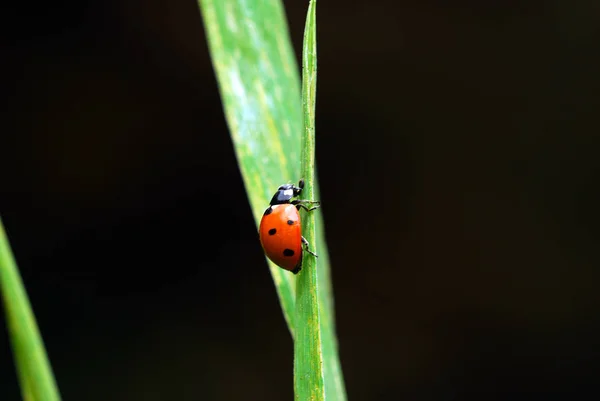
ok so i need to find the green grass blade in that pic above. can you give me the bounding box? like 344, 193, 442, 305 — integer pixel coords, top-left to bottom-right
295, 3, 346, 399
0, 218, 62, 401
198, 0, 302, 330
294, 1, 325, 400
198, 0, 346, 399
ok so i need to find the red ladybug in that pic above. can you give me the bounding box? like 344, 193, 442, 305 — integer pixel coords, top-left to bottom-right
259, 179, 320, 274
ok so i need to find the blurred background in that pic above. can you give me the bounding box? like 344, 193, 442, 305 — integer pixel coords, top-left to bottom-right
2, 0, 600, 400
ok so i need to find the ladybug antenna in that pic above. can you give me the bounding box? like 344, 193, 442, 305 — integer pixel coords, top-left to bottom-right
293, 179, 305, 197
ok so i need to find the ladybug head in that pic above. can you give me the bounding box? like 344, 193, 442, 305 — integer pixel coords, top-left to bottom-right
269, 179, 305, 205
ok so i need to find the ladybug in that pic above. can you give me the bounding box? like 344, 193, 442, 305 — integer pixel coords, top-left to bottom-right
259, 179, 320, 274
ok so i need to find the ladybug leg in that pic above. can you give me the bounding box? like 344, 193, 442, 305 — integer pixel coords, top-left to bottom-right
296, 204, 320, 212
292, 200, 321, 212
301, 236, 318, 258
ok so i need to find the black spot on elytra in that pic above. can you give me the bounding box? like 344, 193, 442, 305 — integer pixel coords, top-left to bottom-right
287, 220, 294, 225
283, 249, 295, 257
268, 228, 277, 235
263, 207, 273, 216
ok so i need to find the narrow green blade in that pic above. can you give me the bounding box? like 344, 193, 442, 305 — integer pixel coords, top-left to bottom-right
0, 218, 62, 401
198, 0, 346, 399
199, 0, 301, 330
294, 2, 346, 400
294, 0, 324, 399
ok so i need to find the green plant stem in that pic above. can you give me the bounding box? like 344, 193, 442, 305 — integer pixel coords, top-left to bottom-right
294, 1, 325, 400
0, 218, 62, 401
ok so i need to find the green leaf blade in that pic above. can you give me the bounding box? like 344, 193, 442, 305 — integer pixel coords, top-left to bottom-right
199, 0, 346, 399
0, 218, 62, 401
199, 0, 302, 330
294, 1, 325, 401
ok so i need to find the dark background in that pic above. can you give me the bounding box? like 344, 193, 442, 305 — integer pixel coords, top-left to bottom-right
2, 0, 600, 400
